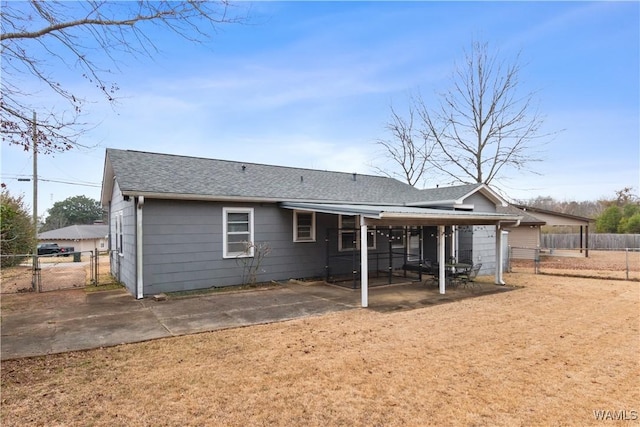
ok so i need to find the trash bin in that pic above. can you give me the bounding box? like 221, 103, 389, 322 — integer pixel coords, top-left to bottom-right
73, 252, 81, 262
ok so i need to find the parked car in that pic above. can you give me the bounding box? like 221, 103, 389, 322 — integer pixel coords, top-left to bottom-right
37, 243, 75, 256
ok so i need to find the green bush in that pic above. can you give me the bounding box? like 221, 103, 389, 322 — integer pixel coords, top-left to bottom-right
1, 190, 36, 268
595, 206, 622, 233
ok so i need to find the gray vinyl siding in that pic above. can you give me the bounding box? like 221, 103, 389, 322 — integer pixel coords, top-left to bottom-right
141, 200, 329, 295
462, 193, 498, 273
471, 225, 497, 275
109, 181, 136, 294
463, 192, 497, 213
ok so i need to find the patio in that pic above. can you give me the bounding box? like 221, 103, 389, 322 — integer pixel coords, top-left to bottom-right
291, 275, 517, 313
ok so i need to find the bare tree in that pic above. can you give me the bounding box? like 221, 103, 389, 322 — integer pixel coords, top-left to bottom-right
374, 105, 434, 187
383, 41, 552, 187
1, 1, 246, 154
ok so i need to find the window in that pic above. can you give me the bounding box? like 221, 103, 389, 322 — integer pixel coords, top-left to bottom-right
338, 215, 376, 251
339, 215, 357, 250
294, 211, 316, 242
223, 208, 254, 258
114, 211, 123, 255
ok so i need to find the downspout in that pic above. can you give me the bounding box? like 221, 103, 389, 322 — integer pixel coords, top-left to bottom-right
495, 222, 505, 285
136, 196, 144, 299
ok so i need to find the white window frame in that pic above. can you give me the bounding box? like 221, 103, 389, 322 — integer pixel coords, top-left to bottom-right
338, 215, 376, 251
115, 211, 123, 256
223, 207, 255, 258
293, 210, 316, 242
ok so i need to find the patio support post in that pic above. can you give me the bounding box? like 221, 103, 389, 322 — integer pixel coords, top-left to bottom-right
136, 196, 145, 299
495, 223, 505, 285
438, 225, 446, 294
450, 225, 456, 261
360, 219, 369, 308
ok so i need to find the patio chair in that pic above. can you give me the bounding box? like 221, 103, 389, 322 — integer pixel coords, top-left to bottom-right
402, 259, 437, 285
456, 263, 482, 288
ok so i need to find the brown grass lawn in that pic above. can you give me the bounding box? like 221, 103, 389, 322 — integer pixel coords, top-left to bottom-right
1, 257, 639, 426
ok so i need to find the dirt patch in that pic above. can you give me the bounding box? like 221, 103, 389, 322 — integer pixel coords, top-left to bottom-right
0, 255, 111, 294
512, 249, 640, 280
2, 270, 638, 426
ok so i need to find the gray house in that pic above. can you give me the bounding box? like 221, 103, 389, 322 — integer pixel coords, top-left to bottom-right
101, 149, 521, 306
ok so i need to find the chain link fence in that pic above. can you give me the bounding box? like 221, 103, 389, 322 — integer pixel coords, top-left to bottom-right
508, 247, 640, 281
1, 250, 112, 294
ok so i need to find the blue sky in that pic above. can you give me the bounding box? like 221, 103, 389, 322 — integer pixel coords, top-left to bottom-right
2, 1, 639, 217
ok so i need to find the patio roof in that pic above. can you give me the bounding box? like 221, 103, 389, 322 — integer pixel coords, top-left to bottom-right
280, 202, 522, 227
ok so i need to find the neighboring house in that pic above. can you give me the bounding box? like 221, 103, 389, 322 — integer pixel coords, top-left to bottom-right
37, 224, 109, 254
512, 205, 593, 257
499, 205, 546, 260
100, 149, 522, 306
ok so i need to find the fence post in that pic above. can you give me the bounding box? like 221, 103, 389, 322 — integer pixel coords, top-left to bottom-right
626, 248, 629, 281
534, 248, 540, 274
31, 255, 41, 292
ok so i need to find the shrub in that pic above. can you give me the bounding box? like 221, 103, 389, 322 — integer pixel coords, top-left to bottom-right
1, 190, 36, 267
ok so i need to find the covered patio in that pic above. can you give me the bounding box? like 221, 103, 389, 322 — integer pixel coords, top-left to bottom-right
281, 202, 522, 307
289, 275, 516, 312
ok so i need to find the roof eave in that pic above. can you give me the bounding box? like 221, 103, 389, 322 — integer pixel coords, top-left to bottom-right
100, 150, 115, 206
380, 212, 522, 225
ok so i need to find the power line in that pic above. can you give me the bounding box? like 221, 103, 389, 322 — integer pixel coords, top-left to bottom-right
1, 175, 102, 188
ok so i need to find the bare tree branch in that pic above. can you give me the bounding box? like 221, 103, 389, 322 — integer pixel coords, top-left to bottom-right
1, 1, 246, 154
373, 104, 434, 187
409, 40, 558, 186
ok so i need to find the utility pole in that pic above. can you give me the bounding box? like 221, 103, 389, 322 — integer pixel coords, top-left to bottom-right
32, 111, 39, 292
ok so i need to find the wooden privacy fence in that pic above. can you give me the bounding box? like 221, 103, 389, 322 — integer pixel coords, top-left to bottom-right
542, 233, 640, 249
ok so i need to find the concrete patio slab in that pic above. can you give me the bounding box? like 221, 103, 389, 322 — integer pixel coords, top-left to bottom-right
1, 279, 514, 360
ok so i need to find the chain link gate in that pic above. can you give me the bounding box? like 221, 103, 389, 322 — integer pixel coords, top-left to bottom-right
0, 250, 102, 293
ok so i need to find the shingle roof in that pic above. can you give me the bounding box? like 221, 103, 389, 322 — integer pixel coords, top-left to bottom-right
38, 224, 108, 241
414, 184, 485, 203
105, 149, 424, 204
102, 149, 509, 209
497, 205, 546, 225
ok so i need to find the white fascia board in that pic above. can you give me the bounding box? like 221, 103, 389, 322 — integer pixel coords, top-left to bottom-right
100, 155, 115, 206
474, 184, 509, 207
380, 211, 520, 222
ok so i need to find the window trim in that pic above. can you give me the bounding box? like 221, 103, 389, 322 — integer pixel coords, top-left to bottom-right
338, 215, 376, 251
293, 210, 316, 242
223, 207, 255, 258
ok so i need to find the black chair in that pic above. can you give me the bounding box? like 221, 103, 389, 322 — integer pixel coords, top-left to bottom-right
456, 263, 482, 288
